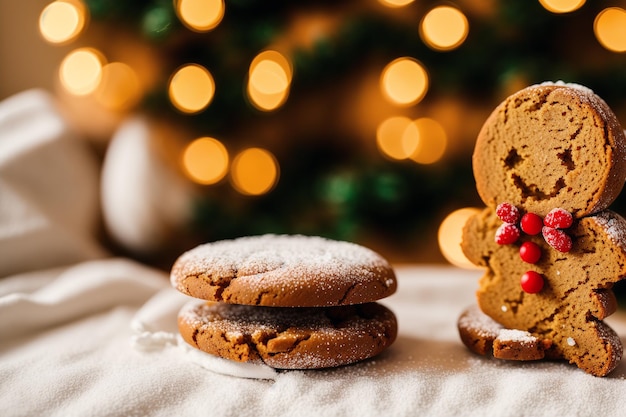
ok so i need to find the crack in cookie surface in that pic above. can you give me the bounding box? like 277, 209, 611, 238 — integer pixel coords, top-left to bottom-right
177, 301, 397, 370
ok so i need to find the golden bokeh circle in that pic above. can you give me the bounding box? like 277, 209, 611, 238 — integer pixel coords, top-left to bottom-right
175, 0, 225, 32
59, 48, 105, 96
39, 0, 87, 44
594, 7, 626, 53
168, 64, 215, 113
539, 0, 585, 14
438, 208, 482, 269
231, 148, 279, 195
378, 0, 415, 8
380, 58, 429, 106
247, 51, 292, 111
182, 137, 229, 185
420, 6, 469, 51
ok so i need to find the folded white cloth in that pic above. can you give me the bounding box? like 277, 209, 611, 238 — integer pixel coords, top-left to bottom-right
0, 89, 105, 277
0, 258, 167, 339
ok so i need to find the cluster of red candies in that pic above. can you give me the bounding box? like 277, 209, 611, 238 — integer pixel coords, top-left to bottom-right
494, 202, 574, 294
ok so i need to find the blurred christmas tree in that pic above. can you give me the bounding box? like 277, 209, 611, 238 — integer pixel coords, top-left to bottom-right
39, 0, 626, 264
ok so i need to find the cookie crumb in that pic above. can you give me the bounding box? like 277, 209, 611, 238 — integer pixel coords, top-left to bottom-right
497, 329, 536, 344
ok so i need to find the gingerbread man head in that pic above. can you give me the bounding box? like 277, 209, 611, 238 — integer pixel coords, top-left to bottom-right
473, 82, 626, 218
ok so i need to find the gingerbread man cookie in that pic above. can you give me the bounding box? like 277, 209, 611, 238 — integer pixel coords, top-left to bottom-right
460, 82, 626, 376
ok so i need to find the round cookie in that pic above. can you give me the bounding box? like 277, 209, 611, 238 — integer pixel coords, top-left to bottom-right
178, 300, 398, 369
170, 234, 397, 307
473, 82, 626, 218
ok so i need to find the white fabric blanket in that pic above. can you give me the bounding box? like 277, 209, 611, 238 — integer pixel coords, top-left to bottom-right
2, 263, 626, 417
0, 90, 105, 277
3, 90, 626, 417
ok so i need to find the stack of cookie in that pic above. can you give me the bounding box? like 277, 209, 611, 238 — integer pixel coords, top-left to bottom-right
170, 234, 398, 370
458, 82, 626, 377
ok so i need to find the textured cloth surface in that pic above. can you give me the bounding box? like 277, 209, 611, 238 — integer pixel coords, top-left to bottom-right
2, 264, 626, 417
0, 89, 104, 277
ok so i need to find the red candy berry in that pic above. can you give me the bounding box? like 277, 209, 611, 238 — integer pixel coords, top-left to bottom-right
542, 226, 572, 252
496, 202, 520, 224
495, 223, 520, 245
520, 271, 544, 294
544, 208, 573, 229
520, 212, 543, 235
519, 241, 541, 264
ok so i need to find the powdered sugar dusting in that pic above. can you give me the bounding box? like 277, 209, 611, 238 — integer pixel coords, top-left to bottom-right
496, 329, 537, 344
172, 235, 391, 281
535, 80, 594, 95
591, 211, 626, 251
457, 305, 502, 339
170, 234, 397, 306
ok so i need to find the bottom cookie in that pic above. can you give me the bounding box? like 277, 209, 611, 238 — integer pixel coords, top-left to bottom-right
178, 300, 397, 369
457, 305, 552, 361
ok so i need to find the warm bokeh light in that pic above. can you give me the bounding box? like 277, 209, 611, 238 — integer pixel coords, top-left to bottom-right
247, 51, 292, 111
182, 137, 229, 185
39, 0, 87, 44
594, 7, 626, 53
378, 0, 415, 7
380, 58, 428, 106
409, 118, 447, 164
59, 48, 105, 96
95, 62, 141, 111
539, 0, 585, 14
438, 208, 482, 269
175, 0, 225, 32
250, 50, 293, 83
168, 64, 215, 113
420, 6, 469, 51
247, 83, 289, 112
376, 116, 417, 160
231, 148, 279, 195
250, 60, 290, 95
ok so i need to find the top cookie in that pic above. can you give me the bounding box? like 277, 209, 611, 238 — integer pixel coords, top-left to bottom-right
170, 234, 397, 307
473, 82, 626, 218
